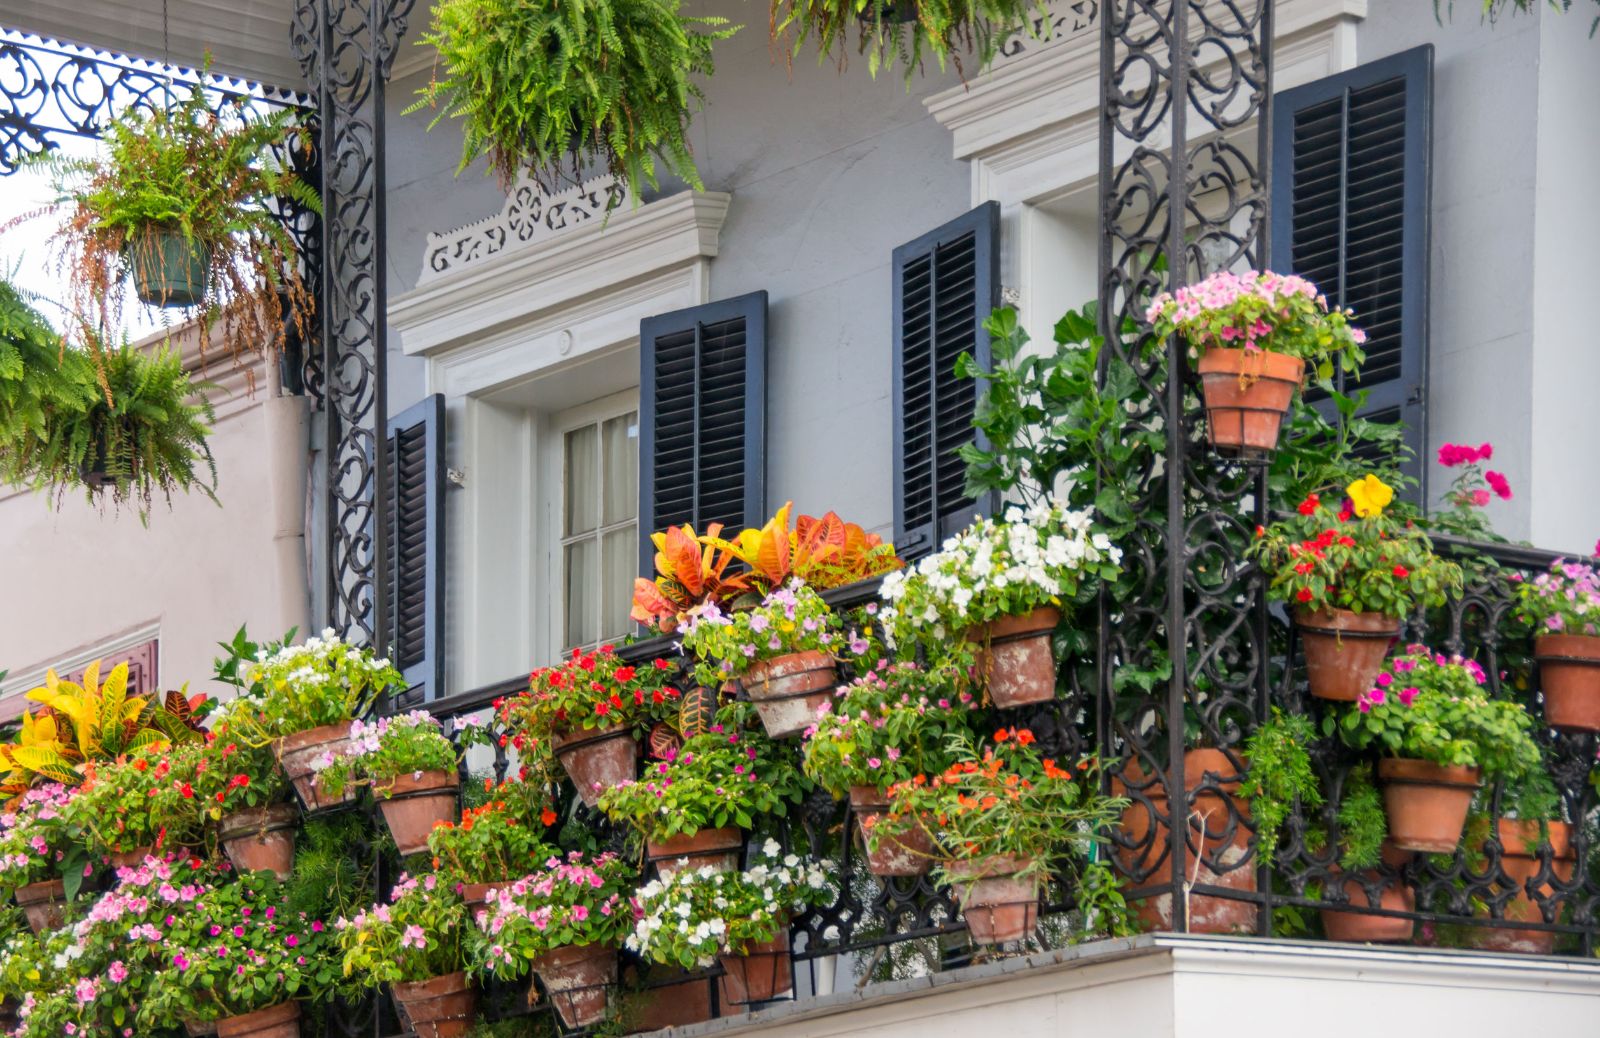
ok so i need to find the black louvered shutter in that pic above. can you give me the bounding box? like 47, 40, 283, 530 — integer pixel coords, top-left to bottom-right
892, 202, 1001, 558
1272, 45, 1433, 496
639, 292, 767, 575
384, 393, 445, 703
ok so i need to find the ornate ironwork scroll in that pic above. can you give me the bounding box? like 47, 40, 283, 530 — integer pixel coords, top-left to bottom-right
1097, 0, 1273, 932
292, 0, 415, 650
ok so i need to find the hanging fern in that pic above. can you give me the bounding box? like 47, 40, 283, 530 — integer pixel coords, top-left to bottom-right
0, 279, 99, 489
772, 0, 1046, 81
409, 0, 738, 195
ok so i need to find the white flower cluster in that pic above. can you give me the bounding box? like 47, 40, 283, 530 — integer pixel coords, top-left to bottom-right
246, 628, 395, 695
879, 496, 1121, 641
626, 840, 829, 967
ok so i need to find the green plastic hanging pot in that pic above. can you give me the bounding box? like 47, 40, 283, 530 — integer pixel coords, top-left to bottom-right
128, 225, 209, 308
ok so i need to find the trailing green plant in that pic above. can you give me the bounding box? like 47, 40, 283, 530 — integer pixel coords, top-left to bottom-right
1240, 709, 1321, 869
771, 0, 1044, 81
284, 813, 382, 924
410, 0, 737, 195
0, 278, 98, 489
37, 77, 317, 368
1332, 764, 1387, 870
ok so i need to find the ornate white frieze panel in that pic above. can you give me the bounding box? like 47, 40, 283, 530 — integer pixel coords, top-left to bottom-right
418, 174, 631, 284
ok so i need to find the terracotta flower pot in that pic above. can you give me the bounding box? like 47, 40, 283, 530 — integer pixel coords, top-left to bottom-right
1534, 634, 1600, 733
645, 827, 743, 881
850, 786, 932, 877
533, 943, 617, 1029
1113, 748, 1258, 934
109, 845, 154, 870
16, 879, 67, 935
391, 971, 476, 1038
626, 969, 720, 1032
947, 854, 1040, 945
1196, 347, 1303, 457
965, 606, 1061, 709
1295, 608, 1400, 702
1319, 841, 1415, 944
216, 1001, 300, 1038
273, 723, 356, 812
742, 651, 839, 739
717, 933, 793, 1005
458, 881, 502, 919
376, 770, 460, 856
183, 1018, 219, 1037
1377, 758, 1480, 853
128, 224, 210, 308
553, 724, 638, 808
1469, 819, 1575, 955
219, 803, 299, 879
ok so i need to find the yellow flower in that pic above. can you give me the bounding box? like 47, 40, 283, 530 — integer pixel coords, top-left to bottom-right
1346, 474, 1394, 518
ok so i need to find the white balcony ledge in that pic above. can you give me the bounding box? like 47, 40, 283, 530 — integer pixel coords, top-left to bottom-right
656, 935, 1600, 1038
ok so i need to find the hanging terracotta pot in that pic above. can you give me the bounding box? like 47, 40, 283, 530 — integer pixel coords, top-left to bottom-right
624, 967, 719, 1032
1113, 748, 1258, 934
849, 786, 932, 877
717, 933, 793, 1005
1319, 841, 1415, 943
109, 846, 154, 870
128, 224, 210, 308
215, 1001, 300, 1038
1196, 348, 1303, 457
376, 770, 460, 856
391, 971, 476, 1038
16, 879, 67, 935
458, 880, 503, 918
1295, 608, 1400, 702
742, 651, 838, 738
553, 724, 638, 808
965, 606, 1061, 709
273, 723, 356, 812
182, 1018, 219, 1038
1377, 758, 1480, 853
645, 827, 743, 881
1469, 819, 1574, 955
533, 943, 617, 1029
219, 803, 299, 879
946, 854, 1040, 945
1534, 635, 1600, 733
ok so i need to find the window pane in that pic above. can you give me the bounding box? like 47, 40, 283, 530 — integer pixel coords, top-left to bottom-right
564, 539, 598, 650
564, 424, 599, 536
603, 412, 639, 527
601, 525, 636, 640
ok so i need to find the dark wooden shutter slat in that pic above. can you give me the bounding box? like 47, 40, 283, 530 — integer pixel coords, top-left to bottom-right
1272, 45, 1432, 498
639, 292, 767, 577
892, 203, 1000, 557
384, 393, 446, 704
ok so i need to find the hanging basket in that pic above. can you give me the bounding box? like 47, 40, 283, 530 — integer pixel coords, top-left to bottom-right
391, 971, 476, 1038
947, 855, 1040, 945
215, 1001, 300, 1038
1196, 348, 1303, 459
1295, 608, 1400, 702
849, 786, 932, 877
552, 724, 638, 808
1377, 758, 1480, 853
1319, 841, 1415, 944
532, 943, 617, 1029
1534, 634, 1600, 733
965, 606, 1061, 709
717, 933, 793, 1005
742, 650, 839, 738
128, 225, 210, 308
219, 803, 299, 879
15, 879, 67, 935
273, 723, 357, 812
376, 770, 460, 856
1468, 819, 1574, 955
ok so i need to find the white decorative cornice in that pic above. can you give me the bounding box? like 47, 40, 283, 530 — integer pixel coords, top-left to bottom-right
418, 174, 632, 284
391, 189, 731, 358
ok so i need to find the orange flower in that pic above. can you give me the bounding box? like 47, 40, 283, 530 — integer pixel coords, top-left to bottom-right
1015, 729, 1036, 747
994, 728, 1010, 743
540, 808, 558, 826
980, 796, 998, 810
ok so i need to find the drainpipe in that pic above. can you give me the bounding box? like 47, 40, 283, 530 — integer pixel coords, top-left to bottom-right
262, 374, 312, 641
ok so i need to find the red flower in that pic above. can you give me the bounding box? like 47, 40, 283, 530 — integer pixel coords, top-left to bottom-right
540, 808, 557, 826
133, 759, 149, 772
1294, 561, 1314, 575
1337, 501, 1354, 522
595, 702, 610, 716
1015, 729, 1036, 746
1392, 565, 1409, 578
653, 659, 672, 671
615, 666, 637, 683
1296, 588, 1314, 603
1297, 493, 1321, 516
179, 783, 194, 799
994, 728, 1011, 743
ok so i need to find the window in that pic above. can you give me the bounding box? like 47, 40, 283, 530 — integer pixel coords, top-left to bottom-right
559, 405, 640, 652
1272, 45, 1434, 496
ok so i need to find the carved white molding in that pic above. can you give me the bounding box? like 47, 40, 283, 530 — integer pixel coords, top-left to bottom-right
390, 189, 730, 359
418, 174, 632, 284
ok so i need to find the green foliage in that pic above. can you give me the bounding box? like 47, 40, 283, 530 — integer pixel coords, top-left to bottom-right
284, 813, 383, 924
337, 872, 472, 988
1267, 384, 1414, 513
772, 0, 1044, 80
1241, 709, 1322, 869
233, 630, 404, 736
597, 725, 808, 842
410, 0, 737, 196
37, 79, 317, 367
0, 280, 97, 487
1330, 647, 1544, 780
428, 778, 556, 885
1334, 764, 1387, 870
